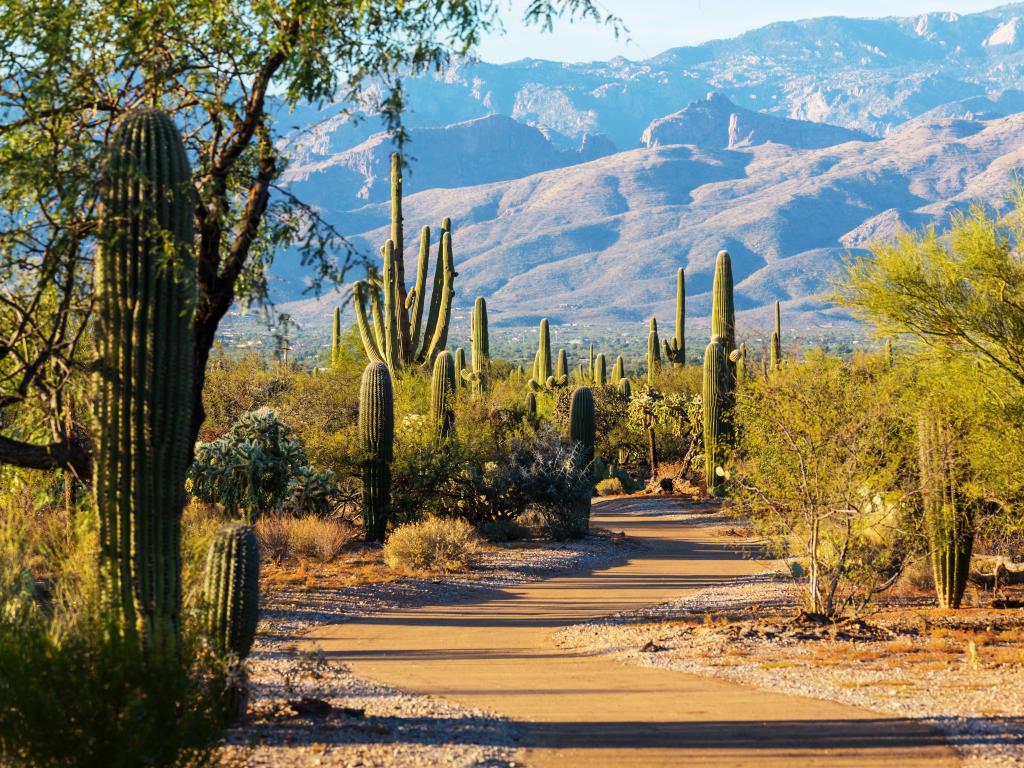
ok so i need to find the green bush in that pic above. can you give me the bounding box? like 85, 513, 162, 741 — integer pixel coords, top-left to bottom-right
383, 516, 483, 573
595, 477, 625, 496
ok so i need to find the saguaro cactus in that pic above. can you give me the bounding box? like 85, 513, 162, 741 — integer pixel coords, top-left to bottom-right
570, 386, 596, 532
702, 336, 729, 496
202, 523, 260, 660
462, 296, 489, 393
556, 349, 569, 381
918, 412, 976, 609
454, 347, 466, 388
331, 306, 342, 367
588, 344, 596, 382
612, 355, 625, 384
711, 250, 736, 357
530, 318, 566, 390
617, 378, 632, 398
359, 362, 394, 542
770, 300, 782, 370
525, 391, 537, 420
93, 109, 195, 654
663, 268, 686, 366
594, 353, 607, 386
431, 351, 456, 440
731, 342, 748, 384
647, 318, 661, 385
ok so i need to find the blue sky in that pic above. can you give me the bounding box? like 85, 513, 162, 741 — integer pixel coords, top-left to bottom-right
477, 0, 1006, 63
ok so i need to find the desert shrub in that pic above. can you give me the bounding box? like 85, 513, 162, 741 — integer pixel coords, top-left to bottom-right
188, 408, 337, 521
201, 350, 293, 441
477, 517, 530, 542
733, 350, 915, 616
596, 477, 625, 496
383, 516, 483, 573
0, 502, 224, 767
255, 515, 355, 563
254, 515, 291, 562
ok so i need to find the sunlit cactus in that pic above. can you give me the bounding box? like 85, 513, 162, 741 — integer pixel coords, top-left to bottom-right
359, 362, 394, 542
702, 336, 729, 496
663, 267, 685, 366
454, 347, 466, 388
461, 296, 489, 394
431, 351, 456, 440
202, 523, 260, 660
647, 318, 661, 385
612, 355, 625, 384
529, 318, 566, 391
594, 353, 607, 386
331, 306, 342, 367
711, 250, 735, 357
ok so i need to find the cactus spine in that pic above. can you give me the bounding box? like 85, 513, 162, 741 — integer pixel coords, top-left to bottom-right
359, 362, 394, 542
702, 336, 729, 496
647, 318, 661, 385
93, 110, 195, 654
918, 412, 976, 609
202, 523, 260, 660
594, 353, 607, 386
462, 297, 489, 393
431, 351, 456, 440
663, 267, 685, 366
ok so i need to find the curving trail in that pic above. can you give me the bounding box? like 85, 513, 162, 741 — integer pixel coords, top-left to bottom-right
304, 497, 958, 767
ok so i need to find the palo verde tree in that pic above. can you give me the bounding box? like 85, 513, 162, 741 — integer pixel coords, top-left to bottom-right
0, 0, 620, 479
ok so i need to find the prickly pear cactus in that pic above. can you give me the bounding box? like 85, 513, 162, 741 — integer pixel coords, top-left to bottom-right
93, 109, 195, 653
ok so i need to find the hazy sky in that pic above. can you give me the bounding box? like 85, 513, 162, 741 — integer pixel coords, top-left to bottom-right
477, 0, 1006, 63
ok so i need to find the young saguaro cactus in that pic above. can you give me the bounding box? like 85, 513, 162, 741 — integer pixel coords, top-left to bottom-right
594, 353, 607, 387
462, 296, 489, 393
202, 523, 260, 660
556, 349, 569, 381
663, 268, 686, 366
647, 318, 661, 385
431, 351, 456, 440
93, 109, 195, 654
612, 355, 625, 384
525, 391, 537, 420
731, 342, 748, 384
359, 362, 394, 542
702, 336, 729, 496
530, 318, 566, 391
331, 306, 342, 367
570, 387, 596, 474
918, 412, 976, 609
453, 346, 467, 388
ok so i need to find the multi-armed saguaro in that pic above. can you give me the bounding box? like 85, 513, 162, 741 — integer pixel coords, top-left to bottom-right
359, 361, 394, 542
663, 267, 686, 366
354, 153, 456, 375
93, 109, 196, 656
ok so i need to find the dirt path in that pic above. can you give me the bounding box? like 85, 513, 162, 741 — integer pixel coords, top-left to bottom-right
304, 497, 958, 767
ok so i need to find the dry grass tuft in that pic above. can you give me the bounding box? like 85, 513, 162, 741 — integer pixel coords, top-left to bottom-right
255, 515, 356, 564
383, 516, 483, 574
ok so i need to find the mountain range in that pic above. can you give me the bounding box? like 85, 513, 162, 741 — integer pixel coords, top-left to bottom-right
269, 3, 1024, 330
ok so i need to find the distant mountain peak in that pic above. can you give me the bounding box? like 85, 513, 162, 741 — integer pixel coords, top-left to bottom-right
641, 93, 871, 151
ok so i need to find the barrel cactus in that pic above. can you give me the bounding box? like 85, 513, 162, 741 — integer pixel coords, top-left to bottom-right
202, 523, 260, 660
702, 336, 729, 496
431, 351, 456, 440
93, 109, 195, 654
359, 362, 394, 542
662, 267, 685, 366
647, 318, 661, 385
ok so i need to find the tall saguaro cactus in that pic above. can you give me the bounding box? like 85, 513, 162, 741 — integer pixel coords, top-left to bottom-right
556, 349, 569, 381
454, 347, 466, 388
431, 351, 456, 440
770, 300, 782, 370
647, 318, 661, 385
711, 251, 736, 355
359, 362, 394, 542
530, 318, 566, 390
663, 268, 686, 366
202, 523, 260, 660
331, 306, 342, 367
594, 353, 607, 386
918, 412, 976, 608
702, 336, 729, 496
462, 296, 489, 393
93, 109, 195, 655
569, 386, 596, 532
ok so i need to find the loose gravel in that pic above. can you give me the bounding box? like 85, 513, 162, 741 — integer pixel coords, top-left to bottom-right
221, 533, 631, 767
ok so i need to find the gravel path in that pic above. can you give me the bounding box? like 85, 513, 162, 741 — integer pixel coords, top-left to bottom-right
556, 554, 1024, 767
221, 534, 631, 767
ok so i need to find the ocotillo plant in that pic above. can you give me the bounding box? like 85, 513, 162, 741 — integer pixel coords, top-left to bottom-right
359, 362, 394, 542
663, 267, 685, 366
431, 351, 456, 440
647, 318, 661, 385
612, 355, 625, 384
702, 336, 729, 496
918, 412, 976, 608
594, 353, 607, 386
462, 296, 489, 393
331, 306, 342, 367
93, 109, 195, 655
202, 523, 260, 660
711, 250, 736, 357
530, 318, 566, 390
454, 347, 466, 388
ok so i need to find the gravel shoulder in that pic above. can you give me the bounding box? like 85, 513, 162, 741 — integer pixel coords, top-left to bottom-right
221, 532, 632, 767
555, 519, 1024, 768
